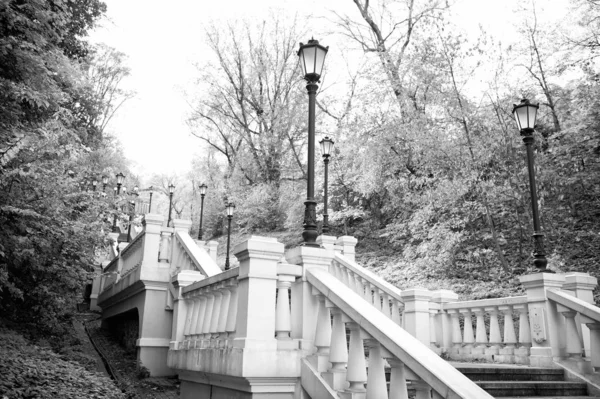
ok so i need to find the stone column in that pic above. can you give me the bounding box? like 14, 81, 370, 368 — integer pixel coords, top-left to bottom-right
401, 288, 433, 345
172, 219, 192, 233
317, 235, 337, 250
335, 236, 358, 262
232, 236, 283, 356
143, 214, 164, 267
563, 272, 598, 358
519, 273, 566, 367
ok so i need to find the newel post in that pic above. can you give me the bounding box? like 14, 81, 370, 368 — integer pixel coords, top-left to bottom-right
519, 273, 566, 367
335, 236, 358, 262
142, 214, 164, 268
172, 219, 192, 233
401, 288, 433, 345
232, 236, 283, 351
431, 289, 459, 353
563, 272, 598, 359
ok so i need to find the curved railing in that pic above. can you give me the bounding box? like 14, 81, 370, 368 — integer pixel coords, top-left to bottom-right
305, 267, 493, 399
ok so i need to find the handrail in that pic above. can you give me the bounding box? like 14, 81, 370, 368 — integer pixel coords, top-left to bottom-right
443, 295, 527, 310
182, 267, 240, 295
547, 289, 600, 323
174, 231, 221, 277
306, 267, 493, 399
333, 253, 403, 303
120, 230, 145, 258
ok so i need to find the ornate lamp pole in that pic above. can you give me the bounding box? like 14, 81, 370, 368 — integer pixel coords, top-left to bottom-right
512, 99, 550, 273
297, 39, 329, 247
102, 175, 108, 192
148, 186, 154, 213
197, 183, 208, 240
224, 202, 235, 270
319, 136, 334, 234
167, 183, 175, 227
116, 172, 125, 195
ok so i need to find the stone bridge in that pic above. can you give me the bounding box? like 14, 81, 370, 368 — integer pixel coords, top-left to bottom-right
93, 213, 600, 398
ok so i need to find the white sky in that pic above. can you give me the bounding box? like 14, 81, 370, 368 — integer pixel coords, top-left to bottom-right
89, 0, 569, 178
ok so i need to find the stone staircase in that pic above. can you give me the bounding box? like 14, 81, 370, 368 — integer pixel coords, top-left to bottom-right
455, 364, 599, 399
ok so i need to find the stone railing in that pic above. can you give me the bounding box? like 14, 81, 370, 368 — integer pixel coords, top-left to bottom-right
331, 253, 404, 326
120, 231, 145, 277
304, 267, 493, 399
100, 256, 119, 292
439, 295, 531, 363
170, 224, 221, 278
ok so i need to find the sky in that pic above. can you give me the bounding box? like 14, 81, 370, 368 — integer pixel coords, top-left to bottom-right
89, 0, 569, 178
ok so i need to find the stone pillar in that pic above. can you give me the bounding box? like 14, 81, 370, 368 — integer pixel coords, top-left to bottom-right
317, 235, 337, 250
286, 245, 334, 351
563, 272, 598, 358
519, 273, 566, 367
232, 236, 283, 353
335, 236, 358, 262
172, 219, 192, 233
431, 290, 458, 353
401, 288, 433, 345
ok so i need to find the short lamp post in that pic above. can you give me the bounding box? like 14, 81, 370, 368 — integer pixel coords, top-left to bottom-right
148, 186, 154, 213
102, 175, 108, 192
512, 98, 550, 273
113, 186, 117, 197
116, 172, 125, 195
197, 183, 208, 240
224, 202, 235, 271
92, 178, 98, 191
298, 38, 328, 247
167, 183, 175, 227
319, 136, 334, 234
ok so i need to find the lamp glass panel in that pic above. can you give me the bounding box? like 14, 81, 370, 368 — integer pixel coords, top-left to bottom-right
102, 176, 108, 184
514, 106, 528, 130
315, 46, 327, 76
199, 184, 207, 195
302, 46, 316, 75
169, 184, 175, 194
527, 105, 538, 129
226, 204, 235, 216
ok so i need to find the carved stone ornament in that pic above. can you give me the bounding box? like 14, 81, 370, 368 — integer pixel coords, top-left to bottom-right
529, 307, 547, 344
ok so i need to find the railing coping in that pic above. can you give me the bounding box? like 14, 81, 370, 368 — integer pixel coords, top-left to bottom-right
120, 231, 145, 259
548, 288, 600, 323
182, 267, 239, 295
442, 295, 527, 311
306, 267, 493, 399
103, 255, 119, 272
333, 253, 403, 303
175, 231, 221, 277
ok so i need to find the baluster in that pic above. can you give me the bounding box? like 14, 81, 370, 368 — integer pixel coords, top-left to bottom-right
448, 309, 462, 355
225, 283, 238, 345
325, 306, 348, 391
373, 288, 382, 312
314, 294, 332, 372
346, 271, 357, 294
366, 340, 388, 399
561, 309, 583, 358
209, 284, 223, 347
486, 306, 502, 353
217, 283, 232, 346
430, 308, 438, 349
382, 292, 392, 319
158, 231, 170, 262
515, 304, 532, 347
363, 280, 373, 303
201, 292, 215, 347
500, 305, 517, 349
345, 322, 367, 394
183, 294, 199, 342
193, 293, 208, 347
341, 267, 350, 286
329, 262, 339, 279
460, 309, 475, 355
473, 308, 488, 355
391, 299, 401, 325
386, 358, 409, 399
413, 381, 432, 399
353, 272, 363, 296
275, 275, 294, 340
586, 323, 600, 371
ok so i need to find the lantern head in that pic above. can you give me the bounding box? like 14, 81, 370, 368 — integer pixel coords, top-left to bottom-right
319, 136, 335, 158
298, 39, 329, 82
199, 183, 208, 196
168, 183, 175, 194
226, 202, 235, 217
512, 99, 539, 132
116, 172, 125, 185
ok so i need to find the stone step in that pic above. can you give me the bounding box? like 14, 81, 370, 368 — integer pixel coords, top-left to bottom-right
476, 381, 588, 397
456, 367, 565, 381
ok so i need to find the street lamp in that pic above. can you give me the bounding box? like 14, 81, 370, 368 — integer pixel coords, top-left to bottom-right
319, 136, 334, 234
92, 177, 98, 191
224, 202, 235, 271
113, 186, 117, 197
116, 172, 125, 194
197, 183, 208, 240
512, 98, 550, 273
167, 183, 175, 227
298, 38, 328, 247
102, 175, 108, 192
148, 186, 154, 213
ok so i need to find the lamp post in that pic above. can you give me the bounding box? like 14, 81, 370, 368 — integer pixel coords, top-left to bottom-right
224, 202, 235, 271
113, 187, 117, 197
127, 200, 135, 242
512, 98, 550, 273
116, 172, 125, 195
167, 183, 175, 227
148, 186, 154, 213
319, 136, 334, 234
92, 178, 98, 191
197, 183, 208, 240
298, 39, 329, 247
102, 175, 108, 192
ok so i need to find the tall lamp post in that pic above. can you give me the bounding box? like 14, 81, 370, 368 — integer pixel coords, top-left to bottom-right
224, 202, 235, 270
319, 136, 334, 234
197, 183, 208, 240
298, 39, 329, 247
148, 186, 154, 213
512, 98, 550, 273
116, 172, 125, 195
167, 183, 175, 227
102, 175, 108, 192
